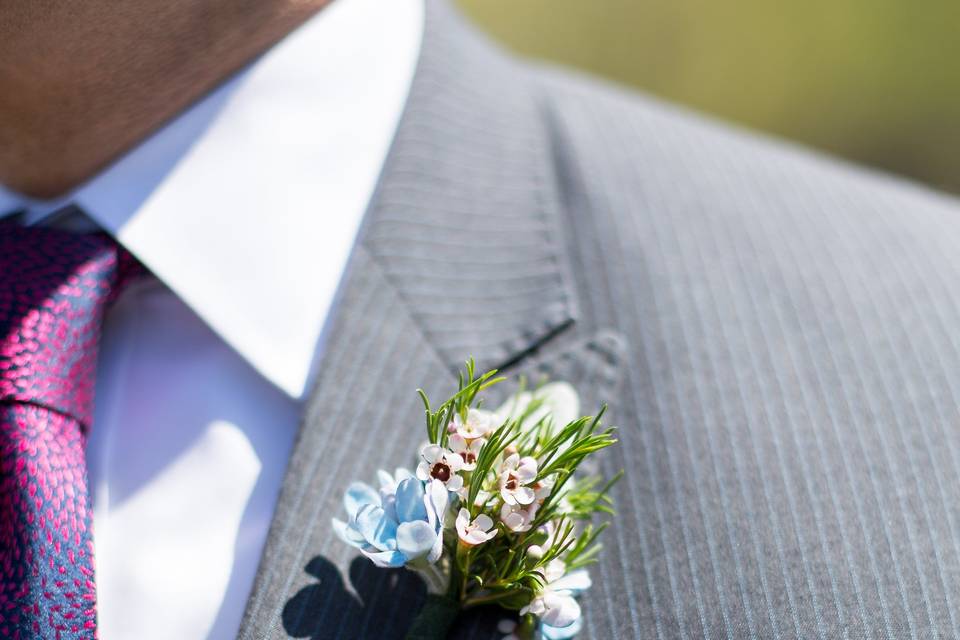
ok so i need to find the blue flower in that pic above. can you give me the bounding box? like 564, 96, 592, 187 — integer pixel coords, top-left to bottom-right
332, 468, 448, 568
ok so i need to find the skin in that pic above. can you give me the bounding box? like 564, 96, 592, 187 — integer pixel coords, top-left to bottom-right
0, 0, 332, 199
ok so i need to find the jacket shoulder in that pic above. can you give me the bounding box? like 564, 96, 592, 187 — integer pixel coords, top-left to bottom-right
528, 63, 960, 221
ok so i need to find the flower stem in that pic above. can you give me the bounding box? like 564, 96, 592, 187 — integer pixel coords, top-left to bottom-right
462, 591, 518, 609
404, 594, 460, 640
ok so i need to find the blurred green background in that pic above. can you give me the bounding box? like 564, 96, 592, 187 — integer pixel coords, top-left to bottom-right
457, 0, 960, 194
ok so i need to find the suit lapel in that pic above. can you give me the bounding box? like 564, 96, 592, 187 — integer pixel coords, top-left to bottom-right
239, 1, 579, 637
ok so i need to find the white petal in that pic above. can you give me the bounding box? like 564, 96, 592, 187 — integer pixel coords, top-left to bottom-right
446, 474, 464, 492
416, 462, 431, 481
513, 486, 536, 505
502, 511, 530, 532
498, 383, 580, 440
449, 433, 467, 452
551, 569, 592, 595
473, 490, 492, 508
516, 457, 539, 482
474, 513, 494, 531
465, 530, 492, 545
421, 444, 443, 463
446, 454, 464, 472
455, 508, 471, 533
536, 382, 580, 434
541, 594, 581, 629
544, 559, 567, 583
542, 616, 583, 640
426, 478, 448, 526
467, 408, 494, 433
522, 596, 547, 617
427, 524, 444, 563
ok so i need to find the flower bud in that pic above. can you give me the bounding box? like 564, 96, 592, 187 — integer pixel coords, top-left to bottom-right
527, 544, 544, 559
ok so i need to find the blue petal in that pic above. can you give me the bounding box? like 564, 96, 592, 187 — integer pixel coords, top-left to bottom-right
395, 521, 437, 560
360, 548, 407, 568
332, 518, 366, 549
395, 477, 428, 523
344, 482, 381, 518
541, 616, 582, 640
355, 504, 398, 551
377, 469, 395, 492
381, 492, 398, 523
424, 479, 448, 530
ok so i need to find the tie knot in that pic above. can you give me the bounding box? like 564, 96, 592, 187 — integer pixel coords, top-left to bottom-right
0, 224, 144, 427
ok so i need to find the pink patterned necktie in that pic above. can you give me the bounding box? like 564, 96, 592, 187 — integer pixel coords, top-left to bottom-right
0, 223, 143, 639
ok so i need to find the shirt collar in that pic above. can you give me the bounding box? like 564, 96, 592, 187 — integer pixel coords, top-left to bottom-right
0, 0, 424, 400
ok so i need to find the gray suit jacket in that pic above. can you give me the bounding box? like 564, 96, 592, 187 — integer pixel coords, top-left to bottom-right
239, 1, 960, 638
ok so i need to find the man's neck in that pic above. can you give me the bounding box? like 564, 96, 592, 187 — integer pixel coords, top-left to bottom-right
0, 0, 331, 199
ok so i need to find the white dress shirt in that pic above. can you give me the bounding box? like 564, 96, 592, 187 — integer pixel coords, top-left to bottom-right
0, 0, 424, 637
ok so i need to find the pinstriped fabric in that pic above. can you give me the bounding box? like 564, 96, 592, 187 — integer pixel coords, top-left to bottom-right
360, 0, 575, 377
537, 62, 960, 639
239, 246, 452, 639
239, 0, 960, 637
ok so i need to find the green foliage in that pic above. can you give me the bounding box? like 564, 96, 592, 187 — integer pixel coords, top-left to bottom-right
417, 358, 504, 447
418, 361, 622, 612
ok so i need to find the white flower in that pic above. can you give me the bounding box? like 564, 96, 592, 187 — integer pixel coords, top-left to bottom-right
498, 453, 538, 505
531, 476, 554, 503
523, 592, 581, 631
500, 502, 538, 533
452, 408, 501, 440
528, 519, 562, 559
455, 508, 498, 547
520, 560, 592, 633
496, 382, 580, 439
449, 434, 485, 471
542, 558, 567, 583
417, 444, 464, 492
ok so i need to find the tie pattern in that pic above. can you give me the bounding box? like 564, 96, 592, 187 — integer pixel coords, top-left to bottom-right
0, 225, 141, 639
